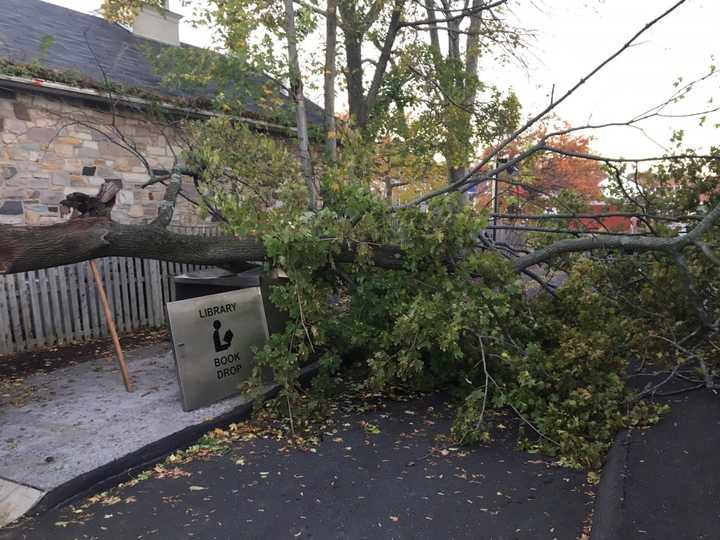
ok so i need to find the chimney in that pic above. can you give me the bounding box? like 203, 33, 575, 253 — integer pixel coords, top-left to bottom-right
132, 1, 182, 46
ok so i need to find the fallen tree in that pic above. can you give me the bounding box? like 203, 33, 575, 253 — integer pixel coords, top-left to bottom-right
2, 0, 719, 468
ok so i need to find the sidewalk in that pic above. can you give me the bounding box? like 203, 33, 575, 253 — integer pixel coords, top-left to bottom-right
0, 338, 283, 526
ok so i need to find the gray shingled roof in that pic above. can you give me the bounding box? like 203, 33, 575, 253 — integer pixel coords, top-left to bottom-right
0, 0, 324, 126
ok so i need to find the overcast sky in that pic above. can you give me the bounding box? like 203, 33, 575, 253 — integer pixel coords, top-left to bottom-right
43, 0, 720, 160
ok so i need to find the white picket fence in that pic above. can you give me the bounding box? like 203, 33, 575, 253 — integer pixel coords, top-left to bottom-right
0, 224, 221, 355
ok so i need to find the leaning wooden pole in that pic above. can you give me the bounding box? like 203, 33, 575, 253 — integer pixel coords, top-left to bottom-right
89, 260, 133, 392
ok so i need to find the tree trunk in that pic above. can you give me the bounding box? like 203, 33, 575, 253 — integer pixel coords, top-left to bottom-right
283, 0, 320, 209
464, 0, 484, 77
0, 219, 406, 275
448, 166, 469, 207
364, 0, 404, 122
4, 194, 720, 279
342, 24, 366, 126
424, 0, 441, 54
338, 0, 404, 130
324, 0, 338, 162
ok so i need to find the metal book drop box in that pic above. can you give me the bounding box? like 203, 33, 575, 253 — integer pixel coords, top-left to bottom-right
167, 269, 286, 411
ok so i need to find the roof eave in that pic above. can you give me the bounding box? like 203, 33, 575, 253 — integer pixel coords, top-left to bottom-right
0, 73, 298, 137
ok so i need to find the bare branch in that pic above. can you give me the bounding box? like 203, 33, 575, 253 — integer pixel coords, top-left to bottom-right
541, 145, 719, 165
400, 0, 508, 28
492, 212, 703, 223
512, 195, 720, 271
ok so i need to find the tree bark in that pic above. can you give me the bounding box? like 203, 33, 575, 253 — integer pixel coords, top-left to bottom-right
364, 0, 404, 122
0, 219, 405, 275
339, 1, 366, 126
284, 0, 320, 209
339, 0, 404, 130
324, 0, 338, 162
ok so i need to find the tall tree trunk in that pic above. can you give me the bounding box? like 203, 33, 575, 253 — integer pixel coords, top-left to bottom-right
424, 0, 441, 54
464, 0, 484, 78
364, 0, 404, 124
448, 165, 469, 208
342, 26, 366, 126
426, 3, 465, 191
434, 0, 485, 202
444, 2, 461, 62
338, 2, 367, 127
454, 0, 486, 205
283, 0, 320, 209
324, 0, 338, 162
338, 0, 404, 130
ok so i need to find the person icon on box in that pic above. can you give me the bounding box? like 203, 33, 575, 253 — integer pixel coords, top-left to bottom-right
212, 320, 233, 352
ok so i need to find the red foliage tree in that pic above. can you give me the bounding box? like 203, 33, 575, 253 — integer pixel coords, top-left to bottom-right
529, 130, 605, 200
475, 119, 606, 211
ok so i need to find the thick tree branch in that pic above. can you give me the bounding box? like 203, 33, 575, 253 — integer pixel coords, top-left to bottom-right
152, 171, 183, 228
512, 196, 720, 271
365, 0, 404, 118
488, 226, 653, 237
492, 212, 703, 222
0, 220, 404, 275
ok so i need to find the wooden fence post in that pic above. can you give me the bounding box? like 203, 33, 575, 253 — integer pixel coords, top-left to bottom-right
90, 260, 133, 392
0, 276, 10, 354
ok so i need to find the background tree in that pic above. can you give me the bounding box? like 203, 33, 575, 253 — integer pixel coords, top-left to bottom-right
471, 118, 607, 218
103, 1, 523, 192
387, 0, 523, 185
519, 123, 605, 202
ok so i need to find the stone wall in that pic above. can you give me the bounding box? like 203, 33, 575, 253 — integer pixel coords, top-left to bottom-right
0, 88, 204, 226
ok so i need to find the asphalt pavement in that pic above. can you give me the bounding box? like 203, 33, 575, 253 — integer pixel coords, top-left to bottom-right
594, 386, 720, 540
1, 393, 595, 540
3, 359, 718, 540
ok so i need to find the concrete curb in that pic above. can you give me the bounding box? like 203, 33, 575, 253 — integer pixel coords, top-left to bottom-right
0, 479, 44, 527
21, 362, 319, 520
591, 429, 631, 540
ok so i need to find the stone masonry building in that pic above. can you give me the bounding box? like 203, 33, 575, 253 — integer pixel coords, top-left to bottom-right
0, 0, 323, 226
